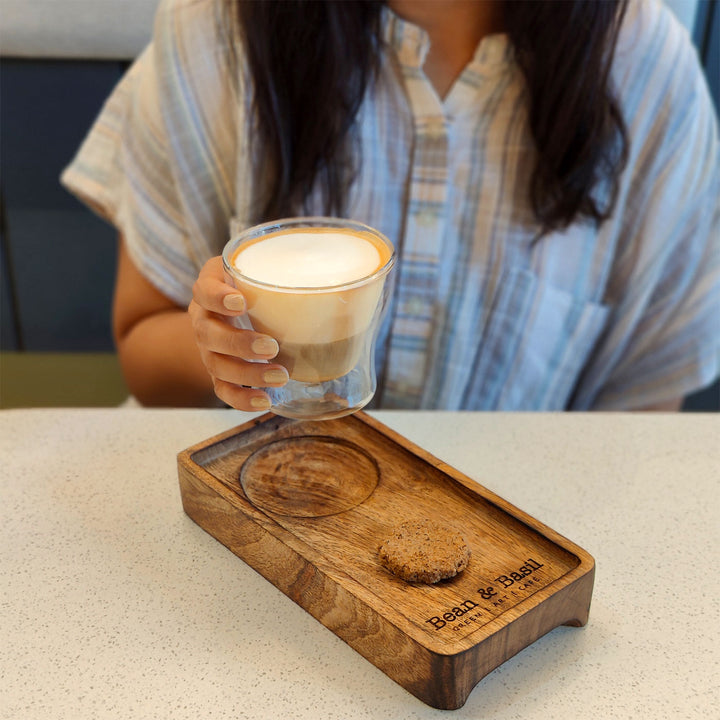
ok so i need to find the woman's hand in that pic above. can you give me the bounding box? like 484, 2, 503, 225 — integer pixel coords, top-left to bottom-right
188, 256, 289, 411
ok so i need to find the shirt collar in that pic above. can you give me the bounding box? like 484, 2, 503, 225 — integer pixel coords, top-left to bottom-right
380, 5, 513, 73
381, 5, 430, 69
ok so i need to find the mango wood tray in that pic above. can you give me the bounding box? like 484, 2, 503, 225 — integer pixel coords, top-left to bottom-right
177, 412, 594, 710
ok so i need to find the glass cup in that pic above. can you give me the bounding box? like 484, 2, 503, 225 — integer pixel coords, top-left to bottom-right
222, 217, 396, 420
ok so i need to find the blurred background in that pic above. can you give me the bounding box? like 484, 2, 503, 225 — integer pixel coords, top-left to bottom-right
1, 0, 718, 409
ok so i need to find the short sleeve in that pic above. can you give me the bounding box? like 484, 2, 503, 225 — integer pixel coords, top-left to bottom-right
574, 2, 720, 409
61, 0, 240, 307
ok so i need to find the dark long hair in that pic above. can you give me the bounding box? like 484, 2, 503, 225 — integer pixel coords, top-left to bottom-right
236, 0, 629, 235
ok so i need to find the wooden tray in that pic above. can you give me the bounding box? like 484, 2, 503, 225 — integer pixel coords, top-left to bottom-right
177, 412, 594, 710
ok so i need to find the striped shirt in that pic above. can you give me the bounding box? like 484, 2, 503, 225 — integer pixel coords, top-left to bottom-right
62, 0, 720, 410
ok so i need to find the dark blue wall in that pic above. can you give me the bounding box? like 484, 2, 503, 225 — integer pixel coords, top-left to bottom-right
1, 60, 124, 351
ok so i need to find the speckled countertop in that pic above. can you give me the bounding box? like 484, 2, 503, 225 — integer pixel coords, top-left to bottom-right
1, 409, 718, 719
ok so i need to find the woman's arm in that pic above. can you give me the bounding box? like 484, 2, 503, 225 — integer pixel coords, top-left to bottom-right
113, 238, 219, 406
113, 238, 287, 408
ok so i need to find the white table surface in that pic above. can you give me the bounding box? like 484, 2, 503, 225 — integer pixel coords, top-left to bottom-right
1, 408, 718, 719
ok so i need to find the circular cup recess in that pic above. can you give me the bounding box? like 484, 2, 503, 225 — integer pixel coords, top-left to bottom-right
240, 436, 379, 517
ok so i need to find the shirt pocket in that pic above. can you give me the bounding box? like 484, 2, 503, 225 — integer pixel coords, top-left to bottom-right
461, 267, 610, 410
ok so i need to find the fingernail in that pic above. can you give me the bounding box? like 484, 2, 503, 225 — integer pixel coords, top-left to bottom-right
251, 337, 279, 356
250, 396, 272, 410
223, 294, 245, 312
262, 368, 289, 385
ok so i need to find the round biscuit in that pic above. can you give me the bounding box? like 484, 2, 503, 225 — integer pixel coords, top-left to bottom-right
377, 519, 471, 584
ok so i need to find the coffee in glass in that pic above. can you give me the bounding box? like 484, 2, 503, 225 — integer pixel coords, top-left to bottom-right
223, 217, 395, 420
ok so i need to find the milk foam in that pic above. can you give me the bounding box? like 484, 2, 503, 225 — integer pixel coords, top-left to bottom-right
233, 230, 382, 287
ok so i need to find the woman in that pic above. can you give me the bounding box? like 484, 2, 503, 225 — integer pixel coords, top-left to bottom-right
62, 0, 719, 411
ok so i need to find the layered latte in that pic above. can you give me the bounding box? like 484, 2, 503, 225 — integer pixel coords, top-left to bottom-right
229, 226, 393, 383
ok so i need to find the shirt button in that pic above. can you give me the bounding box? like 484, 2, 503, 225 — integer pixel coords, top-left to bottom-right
416, 209, 437, 226
424, 119, 446, 139
407, 297, 425, 315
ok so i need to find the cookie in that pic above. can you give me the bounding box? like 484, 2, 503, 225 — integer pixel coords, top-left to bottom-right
378, 519, 471, 583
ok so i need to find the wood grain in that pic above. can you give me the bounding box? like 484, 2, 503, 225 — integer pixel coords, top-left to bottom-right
240, 436, 379, 517
177, 412, 595, 709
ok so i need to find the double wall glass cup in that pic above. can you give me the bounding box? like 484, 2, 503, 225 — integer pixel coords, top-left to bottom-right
222, 217, 396, 421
